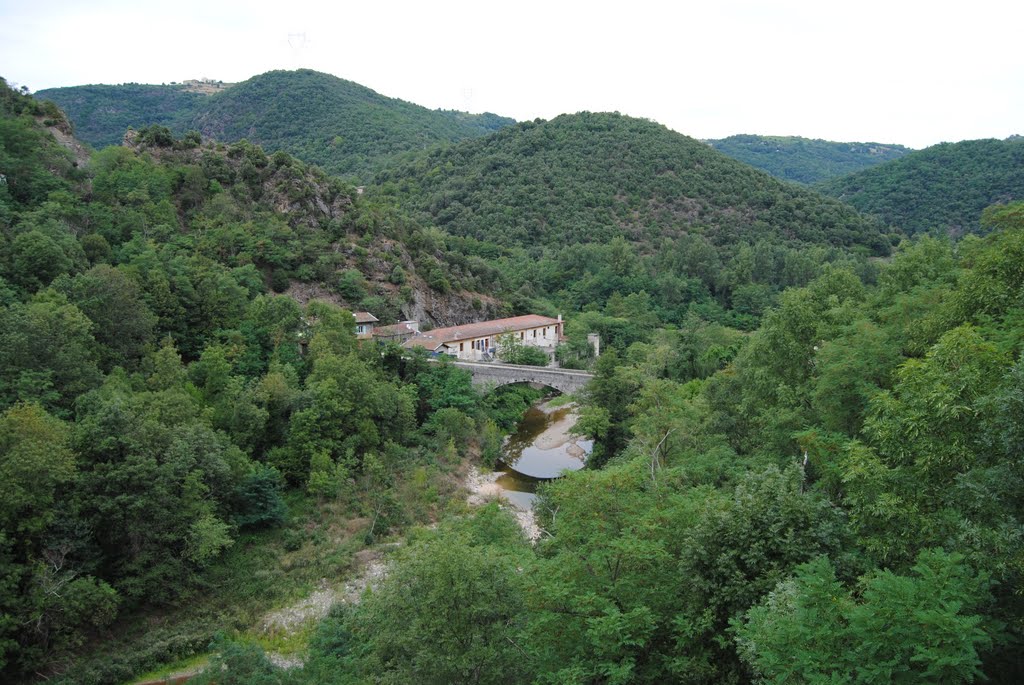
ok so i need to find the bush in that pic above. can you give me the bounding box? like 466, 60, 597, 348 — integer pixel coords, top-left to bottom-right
425, 407, 476, 449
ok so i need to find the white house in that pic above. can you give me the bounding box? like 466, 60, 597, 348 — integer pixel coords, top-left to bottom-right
353, 311, 378, 340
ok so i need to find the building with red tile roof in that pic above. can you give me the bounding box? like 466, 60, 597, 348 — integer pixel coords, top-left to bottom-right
403, 314, 562, 360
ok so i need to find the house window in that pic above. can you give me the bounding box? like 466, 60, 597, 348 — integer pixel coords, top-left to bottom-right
460, 343, 464, 351
520, 331, 524, 340
532, 329, 536, 338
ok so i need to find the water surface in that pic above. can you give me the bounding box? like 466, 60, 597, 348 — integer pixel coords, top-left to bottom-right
495, 402, 592, 510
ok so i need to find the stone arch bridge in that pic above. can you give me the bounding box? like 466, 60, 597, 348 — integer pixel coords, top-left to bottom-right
449, 361, 593, 395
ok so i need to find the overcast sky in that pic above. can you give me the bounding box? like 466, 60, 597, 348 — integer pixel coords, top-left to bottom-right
2, 0, 1021, 149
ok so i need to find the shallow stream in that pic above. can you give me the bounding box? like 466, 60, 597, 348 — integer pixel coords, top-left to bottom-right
494, 400, 593, 510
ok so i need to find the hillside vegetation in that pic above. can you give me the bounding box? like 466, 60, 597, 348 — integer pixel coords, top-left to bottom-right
314, 205, 1024, 684
374, 112, 894, 331
377, 112, 888, 250
0, 76, 524, 683
182, 69, 513, 179
37, 69, 514, 179
707, 133, 911, 184
819, 136, 1024, 236
9, 75, 1024, 685
33, 83, 209, 149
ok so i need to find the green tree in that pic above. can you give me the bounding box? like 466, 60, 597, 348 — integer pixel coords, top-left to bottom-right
0, 403, 75, 538
865, 325, 1008, 489
61, 264, 157, 370
8, 230, 73, 291
0, 293, 102, 414
737, 550, 995, 684
811, 319, 900, 434
496, 333, 549, 366
346, 526, 531, 685
190, 636, 296, 685
578, 349, 639, 467
679, 465, 849, 680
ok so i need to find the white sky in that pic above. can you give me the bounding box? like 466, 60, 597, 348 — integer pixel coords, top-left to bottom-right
2, 0, 1022, 149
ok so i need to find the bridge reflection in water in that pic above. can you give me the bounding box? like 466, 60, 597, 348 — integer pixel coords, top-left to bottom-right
497, 400, 593, 510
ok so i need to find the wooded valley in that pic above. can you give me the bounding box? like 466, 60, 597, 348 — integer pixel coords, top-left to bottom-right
2, 70, 1023, 684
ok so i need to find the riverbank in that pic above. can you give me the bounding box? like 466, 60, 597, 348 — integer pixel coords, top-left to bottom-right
531, 400, 587, 459
462, 396, 592, 543
464, 465, 542, 541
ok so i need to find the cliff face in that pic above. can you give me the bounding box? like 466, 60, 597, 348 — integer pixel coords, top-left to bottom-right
403, 287, 500, 328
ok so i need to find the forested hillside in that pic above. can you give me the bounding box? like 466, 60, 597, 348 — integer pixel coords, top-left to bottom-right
6, 75, 1024, 685
37, 69, 515, 179
707, 134, 911, 184
209, 203, 1023, 685
0, 75, 527, 683
375, 112, 895, 331
32, 83, 211, 149
819, 136, 1024, 236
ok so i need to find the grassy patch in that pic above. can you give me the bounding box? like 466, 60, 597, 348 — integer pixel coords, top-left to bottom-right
129, 653, 210, 684
544, 392, 576, 408
254, 622, 318, 657
50, 493, 366, 684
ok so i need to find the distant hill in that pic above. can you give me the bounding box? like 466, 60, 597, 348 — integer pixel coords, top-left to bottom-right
706, 134, 911, 184
181, 69, 514, 178
376, 112, 890, 253
34, 82, 213, 149
817, 137, 1024, 236
37, 69, 515, 178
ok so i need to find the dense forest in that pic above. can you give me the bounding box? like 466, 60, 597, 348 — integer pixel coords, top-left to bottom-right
374, 112, 895, 331
178, 201, 1024, 685
706, 134, 911, 184
819, 136, 1024, 236
37, 70, 515, 179
4, 72, 1024, 685
0, 77, 524, 681
30, 83, 211, 149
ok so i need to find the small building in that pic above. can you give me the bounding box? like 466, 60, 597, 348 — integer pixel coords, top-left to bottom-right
353, 312, 378, 340
373, 320, 420, 344
403, 314, 563, 361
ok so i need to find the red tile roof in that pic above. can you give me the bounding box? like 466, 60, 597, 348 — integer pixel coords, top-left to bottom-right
353, 311, 379, 324
403, 315, 560, 350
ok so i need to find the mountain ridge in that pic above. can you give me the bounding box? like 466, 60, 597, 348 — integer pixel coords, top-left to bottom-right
706, 134, 912, 184
375, 111, 891, 253
817, 136, 1024, 236
36, 69, 515, 179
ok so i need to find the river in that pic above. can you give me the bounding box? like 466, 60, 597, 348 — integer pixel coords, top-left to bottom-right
493, 398, 593, 510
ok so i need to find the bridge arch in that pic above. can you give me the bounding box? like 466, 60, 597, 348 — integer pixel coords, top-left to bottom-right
449, 361, 593, 395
